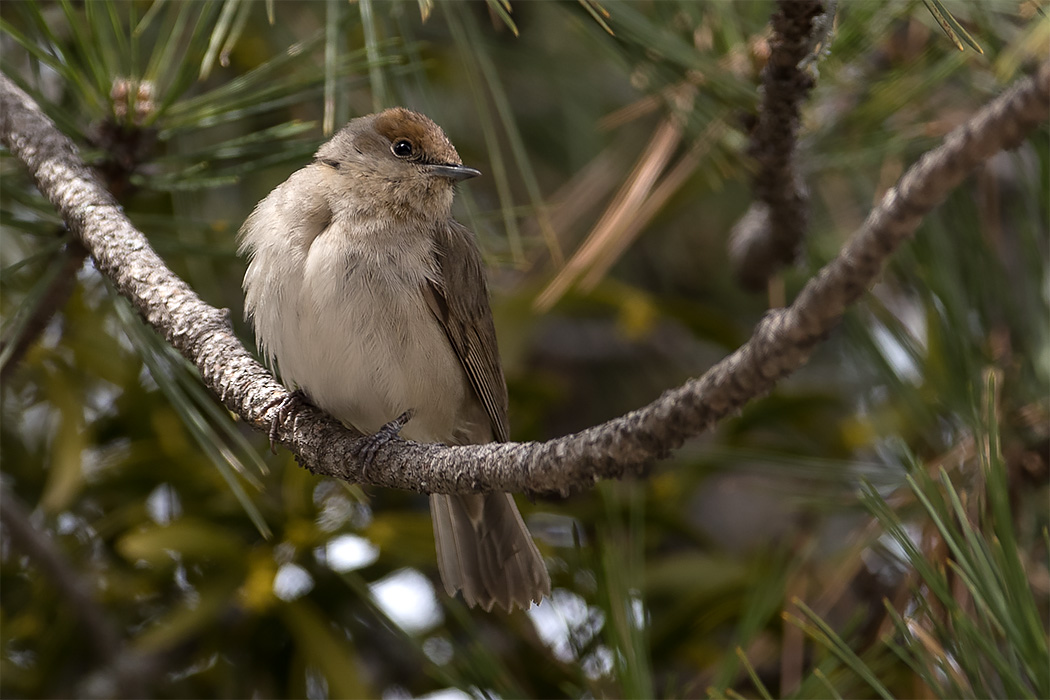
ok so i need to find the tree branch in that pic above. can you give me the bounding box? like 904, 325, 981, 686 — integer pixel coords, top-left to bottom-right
730, 0, 827, 291
1, 64, 1047, 497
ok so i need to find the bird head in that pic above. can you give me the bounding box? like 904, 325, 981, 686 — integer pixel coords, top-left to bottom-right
315, 108, 480, 220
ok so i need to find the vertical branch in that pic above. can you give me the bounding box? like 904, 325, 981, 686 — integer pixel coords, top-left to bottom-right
730, 0, 828, 291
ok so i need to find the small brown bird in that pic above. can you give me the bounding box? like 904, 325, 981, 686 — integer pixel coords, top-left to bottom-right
239, 108, 550, 611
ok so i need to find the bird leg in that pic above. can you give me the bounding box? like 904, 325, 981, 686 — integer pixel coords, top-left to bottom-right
262, 388, 311, 454
357, 409, 415, 479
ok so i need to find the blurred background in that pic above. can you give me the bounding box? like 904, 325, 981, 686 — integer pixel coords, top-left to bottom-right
1, 1, 1047, 698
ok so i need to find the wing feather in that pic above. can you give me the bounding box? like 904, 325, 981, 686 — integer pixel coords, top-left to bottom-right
422, 221, 509, 443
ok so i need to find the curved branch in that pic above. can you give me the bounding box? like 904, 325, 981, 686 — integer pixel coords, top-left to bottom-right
2, 65, 1047, 497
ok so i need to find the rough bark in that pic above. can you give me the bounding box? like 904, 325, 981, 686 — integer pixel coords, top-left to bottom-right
730, 0, 826, 290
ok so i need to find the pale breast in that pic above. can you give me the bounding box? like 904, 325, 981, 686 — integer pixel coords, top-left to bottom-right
280, 223, 470, 443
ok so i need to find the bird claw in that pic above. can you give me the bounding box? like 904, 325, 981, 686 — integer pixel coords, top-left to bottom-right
262, 389, 309, 454
358, 409, 415, 479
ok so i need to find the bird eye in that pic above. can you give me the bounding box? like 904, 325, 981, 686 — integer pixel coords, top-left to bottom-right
321, 159, 340, 169
392, 139, 414, 158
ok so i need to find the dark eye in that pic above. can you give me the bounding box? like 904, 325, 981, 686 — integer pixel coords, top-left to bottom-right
392, 139, 414, 158
321, 159, 340, 169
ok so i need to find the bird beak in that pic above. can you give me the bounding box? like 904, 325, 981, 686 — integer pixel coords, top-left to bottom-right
427, 163, 481, 182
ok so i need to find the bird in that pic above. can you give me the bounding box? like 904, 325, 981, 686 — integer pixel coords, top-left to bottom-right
239, 107, 551, 611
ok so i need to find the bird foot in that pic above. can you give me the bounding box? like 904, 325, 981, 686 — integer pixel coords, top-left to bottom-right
358, 409, 415, 479
262, 389, 310, 454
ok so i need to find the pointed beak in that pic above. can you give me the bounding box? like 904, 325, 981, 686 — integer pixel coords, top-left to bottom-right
427, 163, 481, 182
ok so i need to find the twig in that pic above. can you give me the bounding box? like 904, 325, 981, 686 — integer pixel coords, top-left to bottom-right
0, 485, 120, 660
1, 64, 1047, 497
0, 482, 222, 698
730, 0, 827, 291
0, 239, 88, 382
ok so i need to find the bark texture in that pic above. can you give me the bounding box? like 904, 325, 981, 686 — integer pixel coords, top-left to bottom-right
731, 0, 826, 290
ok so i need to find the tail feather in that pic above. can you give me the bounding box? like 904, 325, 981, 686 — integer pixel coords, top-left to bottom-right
431, 492, 550, 611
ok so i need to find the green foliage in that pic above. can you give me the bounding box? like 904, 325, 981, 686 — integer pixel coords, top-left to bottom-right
2, 1, 1047, 698
793, 370, 1048, 699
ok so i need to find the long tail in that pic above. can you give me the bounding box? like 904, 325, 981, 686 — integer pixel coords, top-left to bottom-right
430, 492, 550, 611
